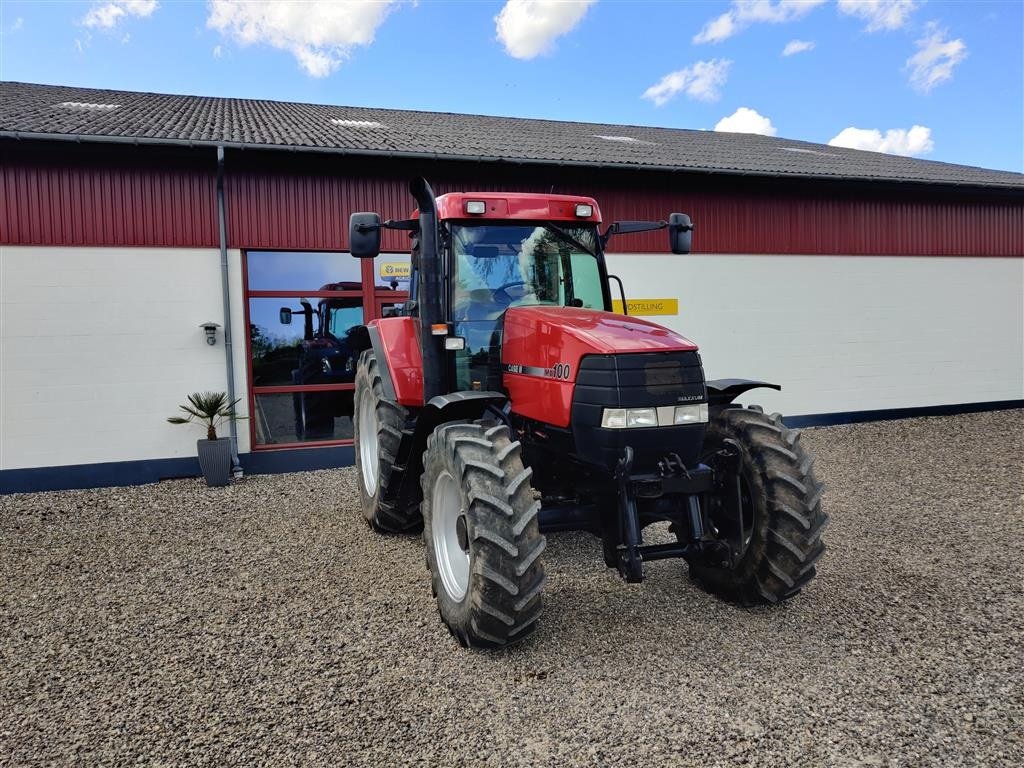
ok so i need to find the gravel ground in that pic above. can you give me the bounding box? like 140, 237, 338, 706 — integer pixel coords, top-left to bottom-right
2, 411, 1022, 767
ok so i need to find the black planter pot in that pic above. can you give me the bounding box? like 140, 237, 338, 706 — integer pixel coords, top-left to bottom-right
197, 437, 232, 487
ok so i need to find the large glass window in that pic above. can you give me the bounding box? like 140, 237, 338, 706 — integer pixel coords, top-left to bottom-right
246, 251, 362, 291
244, 251, 407, 449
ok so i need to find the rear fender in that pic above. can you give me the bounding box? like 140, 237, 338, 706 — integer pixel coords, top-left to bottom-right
706, 378, 781, 406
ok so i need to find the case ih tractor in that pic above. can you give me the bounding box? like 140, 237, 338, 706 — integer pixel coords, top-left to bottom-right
350, 179, 827, 648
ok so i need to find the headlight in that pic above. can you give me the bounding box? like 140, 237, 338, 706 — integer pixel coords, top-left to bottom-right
626, 408, 657, 427
601, 409, 628, 428
601, 404, 707, 429
673, 403, 708, 424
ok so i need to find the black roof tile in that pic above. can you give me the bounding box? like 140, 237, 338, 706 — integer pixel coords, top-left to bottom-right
2, 81, 1021, 190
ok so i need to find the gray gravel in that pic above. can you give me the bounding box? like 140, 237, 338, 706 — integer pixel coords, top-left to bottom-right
2, 410, 1022, 767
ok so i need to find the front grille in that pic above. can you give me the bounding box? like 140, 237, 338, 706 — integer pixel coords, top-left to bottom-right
570, 351, 707, 470
574, 351, 705, 408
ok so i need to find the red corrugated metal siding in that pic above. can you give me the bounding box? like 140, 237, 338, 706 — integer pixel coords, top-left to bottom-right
2, 148, 1021, 255
1, 157, 218, 247
587, 186, 1024, 255
226, 169, 416, 252
226, 170, 1023, 256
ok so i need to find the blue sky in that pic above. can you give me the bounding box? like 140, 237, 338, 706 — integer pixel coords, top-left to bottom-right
1, 0, 1021, 172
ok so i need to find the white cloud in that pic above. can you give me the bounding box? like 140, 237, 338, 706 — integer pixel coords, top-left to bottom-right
495, 0, 595, 60
213, 44, 222, 58
82, 0, 158, 29
207, 0, 400, 78
782, 38, 815, 56
714, 107, 777, 136
120, 32, 130, 44
694, 12, 737, 44
694, 0, 826, 44
11, 17, 24, 32
906, 23, 967, 92
837, 0, 917, 32
828, 125, 934, 156
642, 59, 732, 106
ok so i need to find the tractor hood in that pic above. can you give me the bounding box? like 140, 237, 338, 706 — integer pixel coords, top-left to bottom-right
500, 306, 701, 429
503, 306, 698, 357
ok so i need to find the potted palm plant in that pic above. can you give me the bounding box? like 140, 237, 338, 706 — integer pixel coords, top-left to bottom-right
167, 392, 244, 487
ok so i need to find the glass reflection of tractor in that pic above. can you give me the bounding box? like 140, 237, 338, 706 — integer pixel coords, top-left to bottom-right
279, 281, 367, 440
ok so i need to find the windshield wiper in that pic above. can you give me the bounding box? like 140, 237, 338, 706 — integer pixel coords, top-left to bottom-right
544, 223, 597, 257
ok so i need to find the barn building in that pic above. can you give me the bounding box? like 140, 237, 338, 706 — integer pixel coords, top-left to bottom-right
1, 81, 1021, 493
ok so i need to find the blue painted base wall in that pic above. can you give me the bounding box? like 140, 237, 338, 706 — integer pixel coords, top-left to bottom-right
2, 401, 1019, 494
1, 445, 355, 495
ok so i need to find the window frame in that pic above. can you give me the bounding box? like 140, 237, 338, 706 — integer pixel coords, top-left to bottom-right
242, 249, 409, 451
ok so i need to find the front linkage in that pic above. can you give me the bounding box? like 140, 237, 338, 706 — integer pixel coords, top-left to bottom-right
610, 444, 737, 583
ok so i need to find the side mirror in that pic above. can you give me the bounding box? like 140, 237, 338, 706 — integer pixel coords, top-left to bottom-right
668, 213, 693, 255
349, 212, 382, 259
279, 307, 292, 325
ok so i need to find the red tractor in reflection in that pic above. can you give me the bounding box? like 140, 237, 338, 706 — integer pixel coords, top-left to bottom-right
350, 179, 827, 648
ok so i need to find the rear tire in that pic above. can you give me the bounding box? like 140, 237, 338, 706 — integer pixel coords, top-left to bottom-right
420, 421, 546, 648
353, 349, 421, 533
690, 406, 828, 605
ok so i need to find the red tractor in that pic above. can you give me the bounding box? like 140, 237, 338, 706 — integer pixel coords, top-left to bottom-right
350, 179, 827, 647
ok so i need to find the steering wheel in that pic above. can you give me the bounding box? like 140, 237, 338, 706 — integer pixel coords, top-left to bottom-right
493, 280, 527, 305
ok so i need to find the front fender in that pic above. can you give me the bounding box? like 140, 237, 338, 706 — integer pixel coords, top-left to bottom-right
392, 391, 508, 514
706, 378, 781, 406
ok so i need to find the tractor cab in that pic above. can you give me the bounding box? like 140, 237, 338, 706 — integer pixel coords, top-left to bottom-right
442, 198, 608, 392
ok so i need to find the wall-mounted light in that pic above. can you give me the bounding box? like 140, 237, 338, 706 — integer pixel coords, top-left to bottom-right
200, 322, 221, 345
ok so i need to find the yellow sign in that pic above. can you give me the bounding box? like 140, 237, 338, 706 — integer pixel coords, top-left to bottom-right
379, 261, 411, 281
612, 298, 679, 316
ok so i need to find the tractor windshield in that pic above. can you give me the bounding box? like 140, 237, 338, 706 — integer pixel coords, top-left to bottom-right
451, 224, 605, 317
449, 223, 606, 391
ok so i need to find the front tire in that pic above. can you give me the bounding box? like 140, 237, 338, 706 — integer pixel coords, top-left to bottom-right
690, 406, 828, 604
353, 350, 421, 533
420, 421, 546, 648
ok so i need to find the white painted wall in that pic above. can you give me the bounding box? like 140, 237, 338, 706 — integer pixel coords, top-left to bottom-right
2, 247, 1021, 472
0, 246, 250, 471
605, 254, 1024, 417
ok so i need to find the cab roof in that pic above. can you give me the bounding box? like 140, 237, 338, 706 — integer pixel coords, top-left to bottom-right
433, 192, 602, 224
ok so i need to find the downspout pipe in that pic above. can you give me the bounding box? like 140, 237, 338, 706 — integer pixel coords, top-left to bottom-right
216, 145, 242, 476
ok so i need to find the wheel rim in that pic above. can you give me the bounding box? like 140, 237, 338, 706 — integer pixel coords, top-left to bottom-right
357, 393, 378, 495
432, 470, 470, 601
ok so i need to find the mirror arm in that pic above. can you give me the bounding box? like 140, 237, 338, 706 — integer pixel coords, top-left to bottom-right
383, 218, 420, 231
601, 220, 670, 248
352, 218, 419, 234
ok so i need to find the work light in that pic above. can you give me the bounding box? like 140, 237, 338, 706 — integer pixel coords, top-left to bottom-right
465, 200, 486, 215
575, 204, 593, 218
